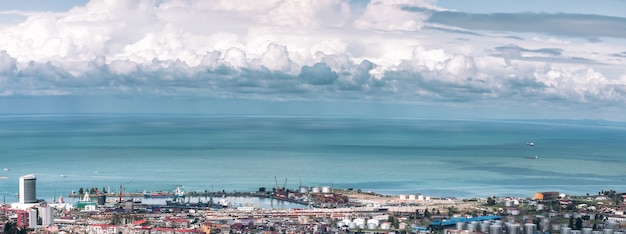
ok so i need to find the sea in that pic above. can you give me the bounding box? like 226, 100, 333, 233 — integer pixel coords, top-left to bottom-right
1, 114, 625, 204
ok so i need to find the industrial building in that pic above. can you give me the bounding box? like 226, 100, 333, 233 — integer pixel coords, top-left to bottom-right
534, 191, 560, 200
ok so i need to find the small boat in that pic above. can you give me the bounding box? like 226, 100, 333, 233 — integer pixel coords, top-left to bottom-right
527, 142, 534, 146
525, 156, 539, 159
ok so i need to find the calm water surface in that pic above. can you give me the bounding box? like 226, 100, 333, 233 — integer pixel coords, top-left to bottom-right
0, 114, 625, 201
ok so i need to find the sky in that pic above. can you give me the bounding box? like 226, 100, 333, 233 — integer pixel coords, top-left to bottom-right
0, 0, 625, 120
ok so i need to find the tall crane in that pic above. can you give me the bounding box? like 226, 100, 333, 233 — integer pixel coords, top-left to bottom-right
274, 176, 288, 199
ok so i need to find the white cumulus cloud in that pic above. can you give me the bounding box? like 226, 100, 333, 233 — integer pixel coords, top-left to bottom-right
0, 0, 624, 119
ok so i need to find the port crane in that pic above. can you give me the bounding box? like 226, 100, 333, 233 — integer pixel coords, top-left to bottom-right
274, 176, 288, 199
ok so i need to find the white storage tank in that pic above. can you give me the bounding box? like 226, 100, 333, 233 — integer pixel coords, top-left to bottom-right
337, 221, 345, 228
354, 218, 366, 226
490, 224, 503, 234
299, 186, 308, 194
367, 222, 377, 230
480, 221, 491, 233
505, 200, 513, 207
408, 194, 416, 200
561, 226, 572, 234
399, 194, 407, 200
418, 195, 425, 201
456, 222, 466, 230
367, 219, 379, 226
348, 222, 356, 229
606, 221, 619, 231
321, 186, 331, 193
524, 223, 536, 234
311, 187, 320, 193
537, 204, 544, 211
468, 221, 478, 232
507, 223, 520, 234
582, 228, 593, 234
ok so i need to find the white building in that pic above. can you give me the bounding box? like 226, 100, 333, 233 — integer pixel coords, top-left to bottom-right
19, 174, 37, 204
39, 206, 54, 227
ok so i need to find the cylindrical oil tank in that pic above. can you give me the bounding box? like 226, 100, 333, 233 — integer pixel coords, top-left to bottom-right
299, 186, 308, 194
408, 194, 416, 200
311, 187, 320, 193
468, 221, 478, 232
571, 230, 582, 234
354, 218, 365, 226
582, 228, 593, 234
507, 223, 520, 234
337, 221, 345, 227
505, 200, 513, 207
561, 226, 572, 234
606, 221, 619, 231
537, 204, 544, 211
348, 222, 356, 229
603, 229, 613, 234
321, 186, 331, 193
540, 218, 550, 231
480, 221, 491, 233
367, 223, 377, 230
593, 231, 602, 234
456, 222, 466, 230
524, 223, 536, 234
418, 195, 424, 200
399, 194, 407, 200
490, 225, 503, 234
367, 219, 379, 226
552, 224, 561, 231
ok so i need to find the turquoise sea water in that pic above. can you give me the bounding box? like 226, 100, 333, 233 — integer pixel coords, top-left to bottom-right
0, 114, 625, 201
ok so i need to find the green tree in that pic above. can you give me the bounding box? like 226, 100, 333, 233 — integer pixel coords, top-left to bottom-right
575, 217, 583, 230
486, 197, 496, 206
568, 216, 574, 229
2, 221, 28, 234
3, 221, 18, 234
424, 209, 431, 218
78, 187, 84, 195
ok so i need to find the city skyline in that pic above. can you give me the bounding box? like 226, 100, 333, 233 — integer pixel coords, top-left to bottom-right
0, 0, 625, 120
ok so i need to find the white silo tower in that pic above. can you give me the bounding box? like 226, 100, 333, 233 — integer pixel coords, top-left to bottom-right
19, 174, 37, 204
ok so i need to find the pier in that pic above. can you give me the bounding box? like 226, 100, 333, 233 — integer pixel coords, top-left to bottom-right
68, 191, 272, 198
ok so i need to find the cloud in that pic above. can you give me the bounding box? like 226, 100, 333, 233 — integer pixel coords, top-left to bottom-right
0, 0, 625, 118
427, 11, 626, 39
